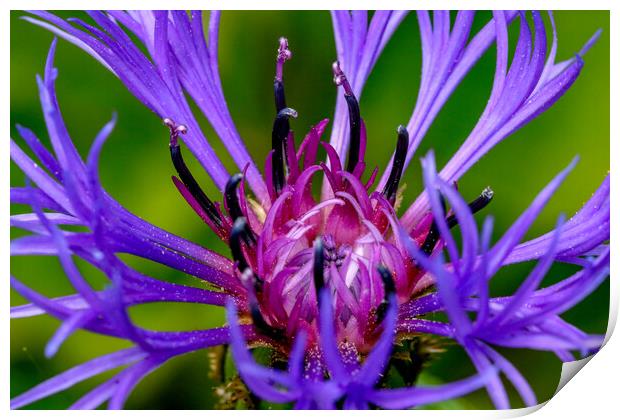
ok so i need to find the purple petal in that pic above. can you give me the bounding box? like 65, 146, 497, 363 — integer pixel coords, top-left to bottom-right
484, 215, 565, 329
11, 212, 81, 235
318, 288, 348, 383
464, 340, 509, 409
225, 299, 299, 403
26, 11, 231, 189
44, 310, 94, 358
328, 11, 408, 164
69, 376, 118, 409
479, 343, 537, 406
108, 357, 165, 409
15, 124, 62, 180
10, 139, 71, 212
10, 187, 64, 212
355, 295, 397, 385
11, 294, 89, 318
506, 175, 609, 264
11, 347, 147, 409
486, 158, 577, 276
368, 369, 493, 409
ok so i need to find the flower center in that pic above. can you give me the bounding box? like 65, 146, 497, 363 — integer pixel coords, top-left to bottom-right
164, 38, 494, 352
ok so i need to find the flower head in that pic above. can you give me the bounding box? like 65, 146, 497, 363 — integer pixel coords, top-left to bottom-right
11, 10, 608, 409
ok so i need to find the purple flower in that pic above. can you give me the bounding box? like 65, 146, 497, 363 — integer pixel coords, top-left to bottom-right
11, 10, 608, 409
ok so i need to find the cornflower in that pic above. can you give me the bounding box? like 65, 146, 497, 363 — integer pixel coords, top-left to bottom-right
11, 10, 609, 409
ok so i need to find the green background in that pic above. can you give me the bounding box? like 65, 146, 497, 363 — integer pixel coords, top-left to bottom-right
10, 11, 610, 409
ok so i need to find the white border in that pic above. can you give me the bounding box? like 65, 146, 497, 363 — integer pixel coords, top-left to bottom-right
2, 0, 617, 418
0, 0, 617, 11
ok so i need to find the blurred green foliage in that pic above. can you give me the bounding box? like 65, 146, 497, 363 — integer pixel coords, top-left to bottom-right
10, 11, 609, 409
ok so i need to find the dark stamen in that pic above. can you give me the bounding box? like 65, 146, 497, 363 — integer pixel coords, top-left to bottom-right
225, 173, 244, 221
446, 187, 494, 228
420, 188, 494, 257
271, 107, 298, 195
344, 95, 361, 172
313, 238, 325, 304
376, 266, 396, 322
164, 118, 223, 228
240, 267, 264, 294
229, 217, 254, 272
274, 79, 287, 112
247, 290, 282, 339
378, 266, 396, 296
333, 62, 361, 173
382, 125, 409, 202
241, 268, 280, 338
274, 38, 292, 174
250, 299, 275, 335
420, 195, 447, 256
